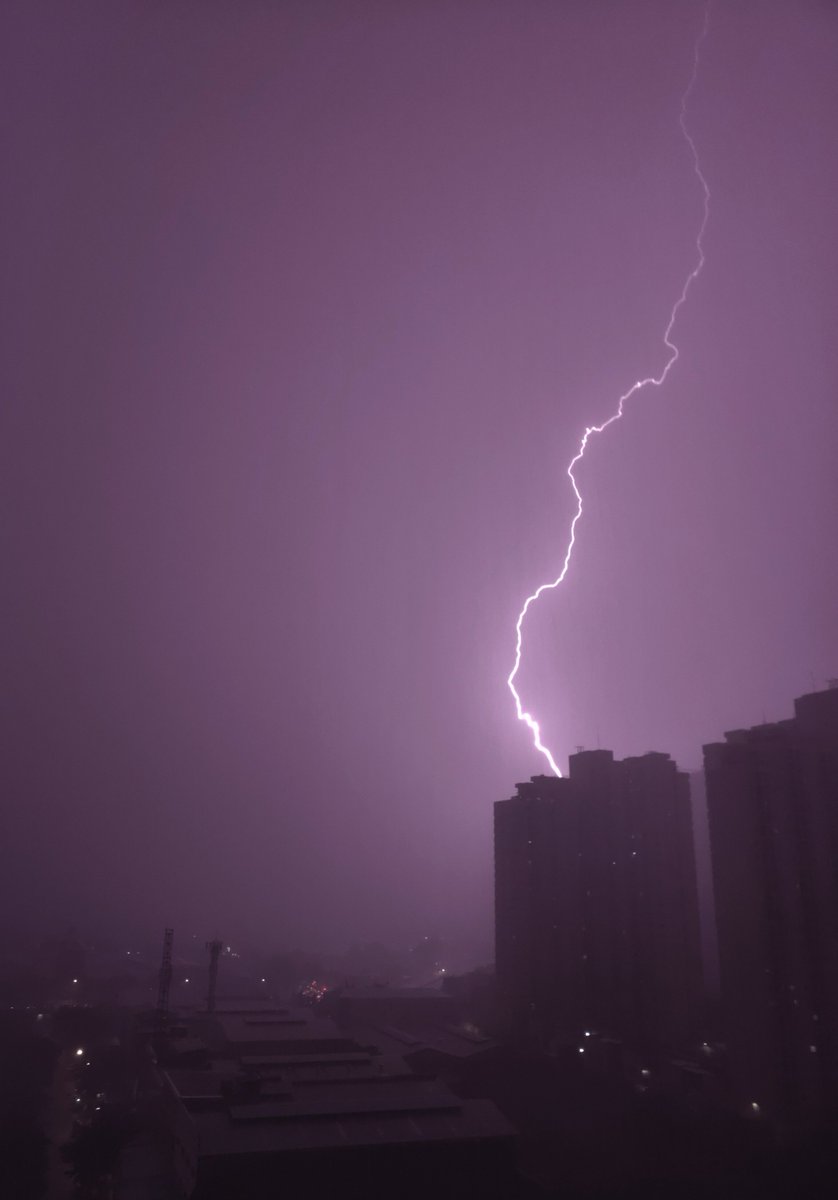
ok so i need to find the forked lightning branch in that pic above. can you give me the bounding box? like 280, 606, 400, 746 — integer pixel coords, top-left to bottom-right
507, 4, 712, 777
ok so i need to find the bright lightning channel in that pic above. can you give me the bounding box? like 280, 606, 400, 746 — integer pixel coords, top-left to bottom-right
507, 6, 712, 778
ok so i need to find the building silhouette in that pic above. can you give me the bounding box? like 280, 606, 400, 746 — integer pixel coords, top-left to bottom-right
151, 1001, 515, 1199
495, 749, 702, 1051
703, 684, 838, 1130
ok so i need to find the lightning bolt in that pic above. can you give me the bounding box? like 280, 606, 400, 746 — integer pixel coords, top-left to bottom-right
507, 4, 712, 777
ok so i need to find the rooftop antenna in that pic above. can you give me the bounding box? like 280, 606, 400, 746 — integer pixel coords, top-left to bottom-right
156, 928, 174, 1031
206, 938, 223, 1013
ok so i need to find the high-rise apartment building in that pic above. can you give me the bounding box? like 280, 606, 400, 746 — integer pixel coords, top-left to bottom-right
703, 685, 838, 1128
495, 749, 702, 1050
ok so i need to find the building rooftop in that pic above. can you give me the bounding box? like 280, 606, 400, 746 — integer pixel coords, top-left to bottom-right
200, 1008, 352, 1052
338, 987, 449, 1002
348, 1023, 496, 1061
165, 1068, 229, 1099
228, 1078, 458, 1122
239, 1051, 372, 1067
191, 1093, 513, 1157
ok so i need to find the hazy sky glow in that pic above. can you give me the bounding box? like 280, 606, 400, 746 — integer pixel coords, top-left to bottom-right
3, 0, 837, 952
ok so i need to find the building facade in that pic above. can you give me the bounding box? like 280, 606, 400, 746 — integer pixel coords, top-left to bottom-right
703, 685, 838, 1129
495, 749, 702, 1051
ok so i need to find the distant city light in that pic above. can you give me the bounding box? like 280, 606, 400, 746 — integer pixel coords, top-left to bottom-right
184, 978, 189, 984
750, 1101, 761, 1114
75, 1048, 83, 1057
640, 1068, 650, 1078
584, 1030, 591, 1037
72, 978, 78, 984
300, 979, 328, 1003
578, 1047, 585, 1054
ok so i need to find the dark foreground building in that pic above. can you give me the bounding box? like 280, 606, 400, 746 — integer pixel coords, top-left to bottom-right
149, 1004, 516, 1199
495, 749, 702, 1052
703, 684, 838, 1132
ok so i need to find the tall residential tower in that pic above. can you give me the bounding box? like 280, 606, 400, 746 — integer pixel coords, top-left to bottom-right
703, 685, 838, 1128
495, 749, 702, 1050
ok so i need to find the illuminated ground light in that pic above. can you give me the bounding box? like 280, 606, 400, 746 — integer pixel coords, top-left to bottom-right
300, 980, 328, 1003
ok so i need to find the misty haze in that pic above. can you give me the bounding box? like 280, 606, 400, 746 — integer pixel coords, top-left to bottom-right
2, 1, 837, 1198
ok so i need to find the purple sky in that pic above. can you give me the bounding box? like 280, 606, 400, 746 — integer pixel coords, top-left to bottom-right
3, 1, 837, 954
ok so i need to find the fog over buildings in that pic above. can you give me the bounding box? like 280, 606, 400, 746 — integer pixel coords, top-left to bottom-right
2, 0, 837, 988
2, 5, 837, 1194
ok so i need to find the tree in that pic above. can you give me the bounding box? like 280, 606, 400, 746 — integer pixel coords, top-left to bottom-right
0, 1011, 59, 1200
61, 1110, 134, 1198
